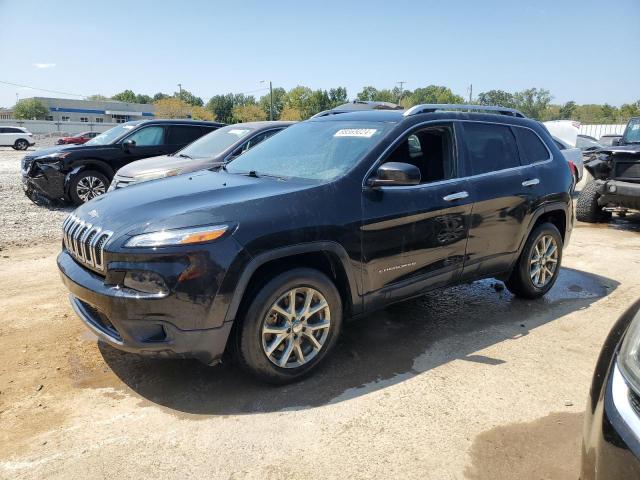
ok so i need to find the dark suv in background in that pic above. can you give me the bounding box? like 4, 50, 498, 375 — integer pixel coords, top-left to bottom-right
57, 104, 573, 383
22, 119, 223, 205
109, 121, 293, 190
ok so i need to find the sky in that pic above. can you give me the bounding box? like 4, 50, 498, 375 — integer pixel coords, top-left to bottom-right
0, 0, 638, 108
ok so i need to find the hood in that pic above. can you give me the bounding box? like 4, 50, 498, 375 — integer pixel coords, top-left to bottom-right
599, 144, 640, 156
30, 143, 111, 158
73, 170, 315, 239
115, 154, 222, 178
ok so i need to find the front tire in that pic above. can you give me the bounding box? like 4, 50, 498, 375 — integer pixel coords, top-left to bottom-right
576, 181, 611, 223
69, 170, 109, 205
236, 268, 343, 384
505, 222, 563, 299
14, 139, 29, 150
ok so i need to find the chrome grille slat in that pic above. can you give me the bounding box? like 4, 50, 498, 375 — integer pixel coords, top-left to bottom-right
62, 214, 112, 272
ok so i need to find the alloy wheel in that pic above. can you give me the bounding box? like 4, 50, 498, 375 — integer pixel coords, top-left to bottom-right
529, 234, 558, 288
76, 175, 106, 202
261, 287, 331, 368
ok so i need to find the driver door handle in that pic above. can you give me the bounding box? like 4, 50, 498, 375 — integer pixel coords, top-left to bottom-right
443, 191, 469, 202
522, 178, 540, 187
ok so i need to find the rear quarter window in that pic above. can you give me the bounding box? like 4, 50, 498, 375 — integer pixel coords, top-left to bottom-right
167, 125, 205, 145
514, 127, 550, 164
462, 122, 520, 175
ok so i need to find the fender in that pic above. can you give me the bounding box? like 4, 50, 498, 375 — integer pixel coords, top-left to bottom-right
515, 201, 570, 257
223, 241, 362, 323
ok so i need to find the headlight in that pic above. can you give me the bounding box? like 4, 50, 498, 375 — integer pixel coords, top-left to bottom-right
133, 169, 181, 183
618, 311, 640, 394
124, 224, 229, 248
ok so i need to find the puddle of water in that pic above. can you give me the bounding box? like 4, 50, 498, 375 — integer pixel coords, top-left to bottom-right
464, 411, 583, 480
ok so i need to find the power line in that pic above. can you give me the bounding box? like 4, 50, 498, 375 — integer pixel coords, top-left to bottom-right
0, 80, 87, 98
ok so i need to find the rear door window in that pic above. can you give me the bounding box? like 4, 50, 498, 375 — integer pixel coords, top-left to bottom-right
167, 125, 204, 145
462, 122, 520, 175
515, 127, 551, 164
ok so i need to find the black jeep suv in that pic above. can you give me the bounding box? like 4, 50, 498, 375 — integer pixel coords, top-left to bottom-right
57, 104, 573, 383
577, 116, 640, 223
22, 119, 223, 205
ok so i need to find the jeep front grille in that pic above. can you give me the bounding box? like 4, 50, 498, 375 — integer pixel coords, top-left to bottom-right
62, 214, 113, 271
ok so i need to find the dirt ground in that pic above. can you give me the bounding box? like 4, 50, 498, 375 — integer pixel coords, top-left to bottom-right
1, 146, 640, 478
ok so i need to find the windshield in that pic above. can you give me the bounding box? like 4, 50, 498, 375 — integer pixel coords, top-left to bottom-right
623, 118, 640, 144
576, 136, 603, 150
85, 123, 137, 145
226, 120, 392, 180
179, 125, 255, 158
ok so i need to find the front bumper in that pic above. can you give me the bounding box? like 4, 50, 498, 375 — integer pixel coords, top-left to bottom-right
22, 166, 66, 201
58, 250, 234, 364
596, 180, 640, 210
581, 363, 640, 480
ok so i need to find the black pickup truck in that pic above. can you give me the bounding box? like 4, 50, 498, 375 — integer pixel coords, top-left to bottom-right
577, 117, 640, 222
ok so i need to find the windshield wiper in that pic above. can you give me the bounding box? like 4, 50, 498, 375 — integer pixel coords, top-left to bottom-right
176, 153, 192, 159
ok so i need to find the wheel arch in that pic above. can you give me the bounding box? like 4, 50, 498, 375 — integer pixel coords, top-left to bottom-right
517, 203, 569, 256
64, 160, 114, 195
225, 242, 361, 325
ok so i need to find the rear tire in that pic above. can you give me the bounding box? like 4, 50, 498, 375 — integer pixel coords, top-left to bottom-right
505, 222, 563, 299
14, 139, 29, 150
236, 268, 342, 384
576, 181, 611, 223
69, 170, 109, 205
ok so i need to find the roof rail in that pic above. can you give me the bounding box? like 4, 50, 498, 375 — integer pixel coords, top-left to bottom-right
403, 104, 526, 118
310, 109, 342, 119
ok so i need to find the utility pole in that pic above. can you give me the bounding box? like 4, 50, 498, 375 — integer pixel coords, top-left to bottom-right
397, 81, 406, 104
177, 83, 183, 118
269, 81, 273, 121
468, 84, 473, 103
261, 80, 274, 120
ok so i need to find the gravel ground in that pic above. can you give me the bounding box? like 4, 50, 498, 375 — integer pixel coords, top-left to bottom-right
0, 139, 72, 250
1, 219, 640, 479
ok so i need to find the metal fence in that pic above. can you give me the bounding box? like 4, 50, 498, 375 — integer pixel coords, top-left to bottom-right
0, 119, 117, 135
578, 124, 626, 140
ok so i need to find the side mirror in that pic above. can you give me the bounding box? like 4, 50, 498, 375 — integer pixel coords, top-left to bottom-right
611, 138, 621, 146
368, 162, 421, 187
122, 139, 136, 151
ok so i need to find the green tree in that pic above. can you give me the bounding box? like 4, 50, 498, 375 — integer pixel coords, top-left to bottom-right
558, 101, 577, 119
206, 94, 235, 123
477, 90, 516, 108
284, 86, 313, 118
175, 89, 204, 107
513, 88, 552, 119
259, 87, 287, 120
153, 92, 170, 102
135, 94, 153, 104
328, 87, 348, 107
356, 86, 379, 101
86, 94, 108, 101
13, 98, 48, 120
111, 89, 137, 103
405, 85, 465, 106
619, 101, 640, 122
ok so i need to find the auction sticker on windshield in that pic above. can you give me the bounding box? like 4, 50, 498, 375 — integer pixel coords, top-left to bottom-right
228, 129, 251, 136
334, 128, 377, 138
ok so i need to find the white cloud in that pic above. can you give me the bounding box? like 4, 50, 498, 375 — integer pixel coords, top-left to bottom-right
33, 63, 56, 69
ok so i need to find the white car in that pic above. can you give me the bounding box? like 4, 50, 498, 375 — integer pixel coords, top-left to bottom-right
0, 126, 35, 150
543, 120, 584, 184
